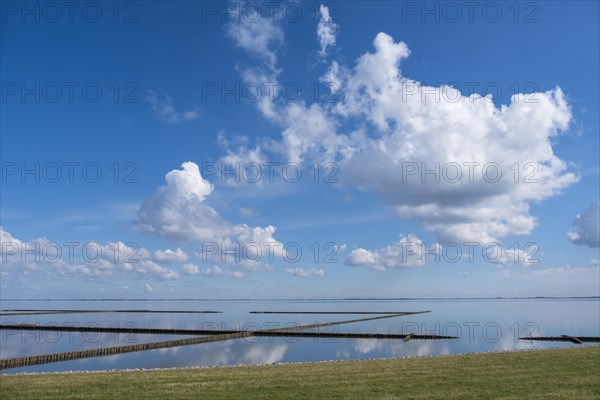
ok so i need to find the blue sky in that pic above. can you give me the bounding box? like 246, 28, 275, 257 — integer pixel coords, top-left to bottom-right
1, 1, 599, 299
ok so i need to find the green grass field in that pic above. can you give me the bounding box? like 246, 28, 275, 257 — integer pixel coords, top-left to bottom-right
1, 346, 599, 399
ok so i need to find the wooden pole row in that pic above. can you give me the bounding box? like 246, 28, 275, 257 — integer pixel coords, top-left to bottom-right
0, 323, 457, 340
519, 336, 600, 344
0, 312, 423, 370
0, 309, 221, 316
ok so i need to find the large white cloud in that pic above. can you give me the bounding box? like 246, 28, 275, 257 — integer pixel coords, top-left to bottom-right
226, 16, 579, 245
331, 33, 577, 243
568, 201, 600, 248
136, 162, 287, 266
136, 162, 230, 242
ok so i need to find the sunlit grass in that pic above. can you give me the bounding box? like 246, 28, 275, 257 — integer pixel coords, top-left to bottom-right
1, 346, 598, 399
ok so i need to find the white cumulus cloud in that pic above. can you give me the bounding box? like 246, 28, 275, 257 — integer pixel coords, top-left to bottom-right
0, 228, 181, 281
136, 163, 287, 268
345, 235, 432, 270
568, 200, 600, 248
226, 25, 579, 245
136, 162, 230, 242
183, 263, 244, 279
153, 248, 189, 263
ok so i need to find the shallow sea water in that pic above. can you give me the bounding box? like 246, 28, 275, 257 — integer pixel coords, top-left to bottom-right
1, 298, 598, 373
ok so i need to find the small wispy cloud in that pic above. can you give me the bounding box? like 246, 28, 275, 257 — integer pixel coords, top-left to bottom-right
183, 264, 244, 279
225, 7, 284, 70
239, 207, 258, 218
147, 90, 199, 123
285, 268, 325, 278
317, 5, 338, 57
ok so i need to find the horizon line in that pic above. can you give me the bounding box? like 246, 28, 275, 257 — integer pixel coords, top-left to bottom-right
1, 296, 599, 301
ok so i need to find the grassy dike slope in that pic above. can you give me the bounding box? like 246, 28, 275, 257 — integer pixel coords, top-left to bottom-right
1, 346, 599, 400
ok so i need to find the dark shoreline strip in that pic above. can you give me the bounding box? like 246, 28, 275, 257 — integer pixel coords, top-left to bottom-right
0, 313, 416, 370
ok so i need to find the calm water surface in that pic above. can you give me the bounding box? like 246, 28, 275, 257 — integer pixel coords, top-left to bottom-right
1, 299, 598, 374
